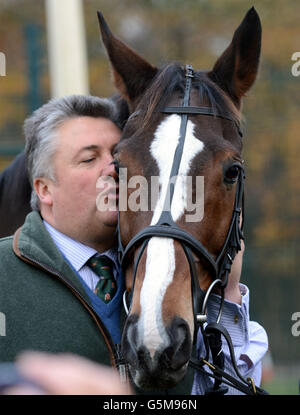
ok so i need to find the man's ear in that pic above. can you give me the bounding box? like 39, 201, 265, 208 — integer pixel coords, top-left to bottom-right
97, 12, 158, 110
208, 7, 262, 107
33, 178, 53, 207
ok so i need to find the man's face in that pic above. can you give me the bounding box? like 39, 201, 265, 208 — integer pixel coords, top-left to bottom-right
45, 116, 121, 250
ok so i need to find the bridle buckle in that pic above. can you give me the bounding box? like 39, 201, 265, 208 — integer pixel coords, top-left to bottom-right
185, 64, 194, 78
196, 314, 207, 323
226, 253, 233, 264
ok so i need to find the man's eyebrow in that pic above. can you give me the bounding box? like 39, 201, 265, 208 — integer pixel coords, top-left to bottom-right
74, 145, 99, 158
80, 145, 99, 152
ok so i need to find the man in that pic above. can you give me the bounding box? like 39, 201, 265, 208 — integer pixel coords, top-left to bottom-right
0, 95, 124, 367
0, 95, 267, 395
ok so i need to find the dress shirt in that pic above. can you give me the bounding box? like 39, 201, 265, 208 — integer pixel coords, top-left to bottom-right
192, 284, 268, 395
43, 220, 124, 344
43, 220, 120, 291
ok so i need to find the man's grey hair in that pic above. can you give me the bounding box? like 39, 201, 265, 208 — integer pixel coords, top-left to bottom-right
24, 95, 120, 211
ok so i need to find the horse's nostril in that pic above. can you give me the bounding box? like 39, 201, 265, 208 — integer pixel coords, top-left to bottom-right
163, 318, 192, 370
161, 346, 173, 365
121, 314, 140, 364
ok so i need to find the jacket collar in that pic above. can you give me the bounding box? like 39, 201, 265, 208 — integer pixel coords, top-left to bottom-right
13, 211, 92, 304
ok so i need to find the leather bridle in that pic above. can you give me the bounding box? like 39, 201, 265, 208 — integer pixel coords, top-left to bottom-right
116, 65, 268, 395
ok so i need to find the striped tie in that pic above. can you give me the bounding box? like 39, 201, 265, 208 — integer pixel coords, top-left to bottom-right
86, 255, 117, 303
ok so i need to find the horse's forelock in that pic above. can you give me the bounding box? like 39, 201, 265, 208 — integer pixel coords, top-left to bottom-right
136, 63, 241, 133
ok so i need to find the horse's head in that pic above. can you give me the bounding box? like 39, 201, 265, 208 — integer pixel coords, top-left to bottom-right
98, 8, 261, 390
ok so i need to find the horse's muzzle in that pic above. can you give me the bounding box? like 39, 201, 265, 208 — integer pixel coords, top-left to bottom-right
121, 314, 192, 390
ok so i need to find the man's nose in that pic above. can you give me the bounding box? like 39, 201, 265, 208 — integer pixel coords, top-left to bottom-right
102, 154, 118, 180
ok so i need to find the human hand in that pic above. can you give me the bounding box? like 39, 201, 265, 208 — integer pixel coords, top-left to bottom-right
3, 352, 132, 395
224, 239, 245, 305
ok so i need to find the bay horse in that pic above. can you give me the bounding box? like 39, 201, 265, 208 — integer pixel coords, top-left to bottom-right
0, 151, 31, 238
98, 7, 261, 390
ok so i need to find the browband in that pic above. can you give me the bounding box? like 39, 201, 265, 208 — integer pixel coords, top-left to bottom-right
161, 106, 243, 137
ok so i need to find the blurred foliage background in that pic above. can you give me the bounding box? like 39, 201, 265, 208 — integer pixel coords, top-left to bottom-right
0, 0, 299, 394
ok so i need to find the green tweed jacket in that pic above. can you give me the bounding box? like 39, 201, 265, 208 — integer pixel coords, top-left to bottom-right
0, 211, 194, 394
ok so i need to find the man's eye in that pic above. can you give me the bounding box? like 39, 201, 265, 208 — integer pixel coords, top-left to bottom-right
82, 158, 95, 163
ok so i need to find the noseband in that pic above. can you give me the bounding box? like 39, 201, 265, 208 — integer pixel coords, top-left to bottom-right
117, 65, 267, 395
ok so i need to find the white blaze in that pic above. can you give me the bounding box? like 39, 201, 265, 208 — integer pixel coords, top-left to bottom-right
138, 114, 204, 356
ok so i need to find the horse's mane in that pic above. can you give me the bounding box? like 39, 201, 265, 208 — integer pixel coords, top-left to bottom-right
138, 63, 241, 131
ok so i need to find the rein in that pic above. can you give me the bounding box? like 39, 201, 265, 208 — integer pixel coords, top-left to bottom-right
117, 65, 268, 395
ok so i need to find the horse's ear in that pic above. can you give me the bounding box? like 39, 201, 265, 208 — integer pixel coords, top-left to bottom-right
97, 12, 158, 108
208, 7, 262, 107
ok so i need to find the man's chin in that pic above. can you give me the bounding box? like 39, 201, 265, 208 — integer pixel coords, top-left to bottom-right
101, 210, 119, 227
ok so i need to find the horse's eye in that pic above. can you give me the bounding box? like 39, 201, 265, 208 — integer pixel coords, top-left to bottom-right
224, 164, 240, 184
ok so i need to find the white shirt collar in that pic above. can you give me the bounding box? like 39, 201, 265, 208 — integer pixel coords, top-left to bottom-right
43, 220, 118, 272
